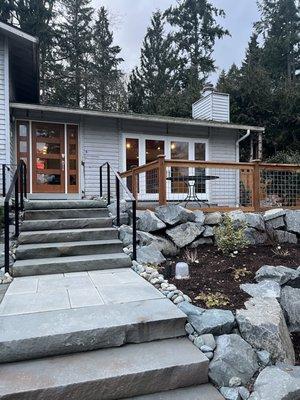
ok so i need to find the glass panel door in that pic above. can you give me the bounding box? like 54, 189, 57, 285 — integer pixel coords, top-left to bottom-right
16, 121, 30, 191
171, 141, 189, 193
195, 142, 206, 193
67, 125, 78, 193
32, 123, 65, 193
126, 138, 139, 192
146, 140, 164, 193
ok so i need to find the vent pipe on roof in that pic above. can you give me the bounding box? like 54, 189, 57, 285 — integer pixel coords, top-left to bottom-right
192, 83, 230, 123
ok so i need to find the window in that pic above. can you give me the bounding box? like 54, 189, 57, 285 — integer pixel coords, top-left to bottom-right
126, 138, 139, 191
171, 141, 189, 194
146, 140, 164, 193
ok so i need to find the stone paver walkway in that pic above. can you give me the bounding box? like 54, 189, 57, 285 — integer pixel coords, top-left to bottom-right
0, 268, 164, 316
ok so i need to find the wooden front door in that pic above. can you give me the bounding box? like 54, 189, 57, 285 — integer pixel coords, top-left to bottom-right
32, 122, 66, 193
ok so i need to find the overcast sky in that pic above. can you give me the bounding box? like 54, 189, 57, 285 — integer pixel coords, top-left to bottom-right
92, 0, 260, 83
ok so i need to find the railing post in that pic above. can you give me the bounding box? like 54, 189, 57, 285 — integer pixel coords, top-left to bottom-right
252, 160, 261, 212
20, 163, 24, 211
4, 201, 9, 273
132, 200, 137, 261
23, 162, 27, 198
132, 169, 138, 201
2, 164, 6, 197
99, 166, 103, 198
158, 155, 167, 206
14, 174, 19, 237
116, 176, 120, 226
107, 164, 111, 205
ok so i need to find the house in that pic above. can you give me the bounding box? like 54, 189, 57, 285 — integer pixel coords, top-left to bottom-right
0, 22, 265, 203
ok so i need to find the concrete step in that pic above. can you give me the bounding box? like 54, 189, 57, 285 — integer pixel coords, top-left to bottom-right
24, 208, 109, 220
0, 298, 186, 362
12, 253, 132, 276
15, 239, 124, 260
21, 217, 113, 231
25, 199, 106, 210
125, 384, 224, 400
18, 228, 118, 244
0, 338, 209, 400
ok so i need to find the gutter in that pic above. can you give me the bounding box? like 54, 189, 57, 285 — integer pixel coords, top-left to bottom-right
235, 129, 251, 162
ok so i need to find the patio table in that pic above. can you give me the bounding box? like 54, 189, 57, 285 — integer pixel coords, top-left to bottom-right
166, 175, 219, 207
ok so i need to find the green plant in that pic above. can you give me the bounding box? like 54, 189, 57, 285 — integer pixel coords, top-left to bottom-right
233, 267, 251, 281
195, 291, 230, 308
183, 249, 199, 264
215, 214, 249, 256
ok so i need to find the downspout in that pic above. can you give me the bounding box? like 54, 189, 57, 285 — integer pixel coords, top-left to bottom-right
235, 129, 251, 207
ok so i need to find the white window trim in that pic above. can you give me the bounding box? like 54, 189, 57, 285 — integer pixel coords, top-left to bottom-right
121, 133, 210, 201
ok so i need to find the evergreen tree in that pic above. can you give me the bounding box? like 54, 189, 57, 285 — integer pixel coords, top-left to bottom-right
165, 0, 229, 115
55, 0, 93, 106
128, 10, 179, 115
91, 6, 125, 111
0, 0, 13, 22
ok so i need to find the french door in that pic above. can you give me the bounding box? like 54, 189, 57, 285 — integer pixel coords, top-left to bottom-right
16, 121, 79, 194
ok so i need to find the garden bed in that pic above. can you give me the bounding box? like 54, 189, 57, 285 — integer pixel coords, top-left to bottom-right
159, 243, 300, 364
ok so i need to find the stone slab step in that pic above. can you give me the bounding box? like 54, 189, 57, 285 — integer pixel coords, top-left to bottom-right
0, 298, 186, 362
18, 228, 118, 244
15, 239, 124, 260
12, 253, 132, 276
21, 217, 113, 231
0, 338, 209, 400
25, 199, 106, 210
24, 208, 109, 220
125, 384, 224, 400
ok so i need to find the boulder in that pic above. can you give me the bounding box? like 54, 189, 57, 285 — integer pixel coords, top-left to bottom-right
280, 286, 300, 332
204, 212, 222, 225
248, 365, 300, 400
194, 210, 205, 225
244, 213, 265, 231
108, 199, 130, 215
118, 224, 134, 246
255, 265, 300, 286
220, 387, 241, 400
236, 297, 295, 365
227, 210, 246, 227
256, 350, 271, 367
274, 230, 297, 244
263, 208, 286, 221
138, 232, 179, 257
265, 216, 285, 230
184, 307, 235, 335
285, 210, 300, 234
136, 245, 166, 265
209, 334, 259, 387
190, 237, 213, 247
202, 225, 214, 237
166, 222, 204, 248
136, 210, 166, 232
240, 280, 281, 299
155, 204, 195, 226
244, 228, 267, 245
177, 301, 204, 317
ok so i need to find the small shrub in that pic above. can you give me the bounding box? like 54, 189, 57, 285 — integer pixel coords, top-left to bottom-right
195, 291, 230, 308
183, 249, 199, 264
233, 267, 251, 281
214, 214, 249, 256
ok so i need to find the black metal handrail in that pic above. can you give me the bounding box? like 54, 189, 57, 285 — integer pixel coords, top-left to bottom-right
99, 162, 137, 261
4, 160, 27, 273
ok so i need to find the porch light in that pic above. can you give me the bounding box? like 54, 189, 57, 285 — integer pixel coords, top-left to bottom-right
126, 143, 131, 149
171, 143, 176, 150
175, 262, 189, 280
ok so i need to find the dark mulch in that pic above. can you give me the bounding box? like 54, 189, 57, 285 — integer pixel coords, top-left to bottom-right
159, 244, 300, 364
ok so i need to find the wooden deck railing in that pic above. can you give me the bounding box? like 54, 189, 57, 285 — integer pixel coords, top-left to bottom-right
120, 156, 300, 212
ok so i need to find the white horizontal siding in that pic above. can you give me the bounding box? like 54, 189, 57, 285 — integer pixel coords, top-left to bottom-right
193, 92, 230, 123
0, 36, 9, 190
192, 95, 212, 120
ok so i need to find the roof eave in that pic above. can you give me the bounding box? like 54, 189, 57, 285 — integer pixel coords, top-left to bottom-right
0, 22, 38, 43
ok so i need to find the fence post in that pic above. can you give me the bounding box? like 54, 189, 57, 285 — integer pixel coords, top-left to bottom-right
252, 160, 261, 212
107, 164, 111, 205
158, 155, 166, 206
116, 177, 120, 226
132, 168, 138, 201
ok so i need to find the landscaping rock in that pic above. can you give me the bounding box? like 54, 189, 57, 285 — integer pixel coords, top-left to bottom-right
263, 208, 286, 221
255, 265, 300, 286
136, 210, 166, 232
240, 280, 281, 299
228, 210, 246, 227
239, 387, 250, 400
119, 225, 133, 246
236, 297, 295, 365
155, 204, 195, 226
220, 387, 241, 400
248, 364, 300, 400
280, 286, 300, 332
229, 377, 242, 387
166, 222, 204, 248
204, 212, 222, 225
199, 333, 216, 350
285, 210, 300, 234
187, 308, 235, 335
202, 225, 214, 237
245, 213, 265, 231
136, 246, 166, 265
200, 345, 213, 353
143, 235, 179, 257
177, 301, 205, 317
265, 216, 285, 231
209, 334, 259, 387
190, 237, 213, 247
205, 352, 214, 360
108, 199, 130, 215
244, 228, 268, 245
256, 350, 271, 367
274, 230, 297, 244
194, 210, 205, 225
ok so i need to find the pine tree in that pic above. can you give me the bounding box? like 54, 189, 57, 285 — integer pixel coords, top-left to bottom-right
128, 10, 179, 115
0, 0, 13, 22
55, 0, 93, 106
165, 0, 229, 115
90, 6, 124, 111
